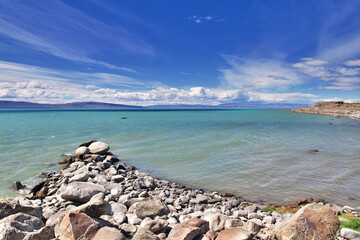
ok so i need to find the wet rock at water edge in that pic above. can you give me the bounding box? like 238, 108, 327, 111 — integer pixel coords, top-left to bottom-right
88, 141, 110, 155
79, 139, 97, 147
11, 181, 26, 191
75, 146, 90, 156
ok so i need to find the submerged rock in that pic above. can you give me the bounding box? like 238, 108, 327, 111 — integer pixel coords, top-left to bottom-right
307, 149, 319, 154
11, 181, 26, 191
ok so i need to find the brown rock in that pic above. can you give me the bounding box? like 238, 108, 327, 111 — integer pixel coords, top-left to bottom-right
55, 212, 101, 240
168, 218, 209, 240
24, 225, 55, 240
256, 228, 275, 240
142, 219, 169, 233
216, 228, 253, 240
58, 156, 79, 165
71, 198, 110, 218
275, 203, 340, 240
209, 214, 227, 232
92, 227, 126, 240
132, 226, 160, 240
243, 220, 262, 234
168, 226, 202, 240
0, 198, 43, 220
135, 197, 170, 219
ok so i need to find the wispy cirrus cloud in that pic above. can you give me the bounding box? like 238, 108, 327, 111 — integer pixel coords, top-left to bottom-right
188, 15, 226, 24
0, 0, 154, 71
317, 1, 360, 62
220, 55, 304, 90
293, 58, 360, 90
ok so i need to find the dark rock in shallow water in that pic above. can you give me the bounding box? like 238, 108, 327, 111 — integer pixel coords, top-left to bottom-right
79, 139, 97, 147
27, 181, 45, 199
121, 117, 127, 119
307, 149, 319, 154
11, 181, 26, 191
58, 155, 79, 165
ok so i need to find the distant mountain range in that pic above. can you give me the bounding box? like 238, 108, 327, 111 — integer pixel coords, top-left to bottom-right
0, 100, 306, 109
0, 101, 143, 109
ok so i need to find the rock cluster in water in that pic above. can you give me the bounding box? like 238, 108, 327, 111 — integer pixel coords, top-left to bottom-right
1, 141, 359, 240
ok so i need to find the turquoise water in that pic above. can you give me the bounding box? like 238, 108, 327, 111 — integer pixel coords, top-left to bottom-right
0, 108, 359, 206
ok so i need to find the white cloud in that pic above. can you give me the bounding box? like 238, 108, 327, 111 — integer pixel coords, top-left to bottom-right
345, 59, 360, 67
293, 58, 360, 90
0, 60, 321, 105
220, 56, 304, 90
248, 92, 318, 103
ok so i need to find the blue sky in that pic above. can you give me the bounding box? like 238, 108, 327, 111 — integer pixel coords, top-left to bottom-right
0, 0, 359, 105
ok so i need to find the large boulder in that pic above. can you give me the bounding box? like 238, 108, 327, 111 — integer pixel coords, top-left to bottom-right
216, 228, 253, 240
88, 142, 109, 154
275, 203, 340, 240
134, 198, 170, 219
55, 212, 101, 240
0, 199, 42, 220
168, 218, 209, 240
61, 182, 106, 203
92, 227, 127, 240
0, 213, 44, 240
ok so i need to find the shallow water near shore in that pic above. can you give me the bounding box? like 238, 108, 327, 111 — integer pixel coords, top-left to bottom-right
0, 108, 359, 206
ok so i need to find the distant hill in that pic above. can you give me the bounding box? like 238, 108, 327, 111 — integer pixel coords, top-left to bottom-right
0, 101, 143, 109
0, 100, 306, 109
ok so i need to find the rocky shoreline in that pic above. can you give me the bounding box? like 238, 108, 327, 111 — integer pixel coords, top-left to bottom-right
291, 102, 360, 119
1, 141, 360, 240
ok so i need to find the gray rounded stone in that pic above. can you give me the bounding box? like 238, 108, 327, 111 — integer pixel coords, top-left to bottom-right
75, 146, 90, 156
88, 142, 109, 154
61, 182, 106, 203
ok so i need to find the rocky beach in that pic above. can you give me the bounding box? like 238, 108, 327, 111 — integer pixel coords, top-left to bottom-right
1, 140, 360, 240
292, 102, 360, 119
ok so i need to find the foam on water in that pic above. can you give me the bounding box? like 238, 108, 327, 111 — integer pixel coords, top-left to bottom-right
0, 108, 359, 205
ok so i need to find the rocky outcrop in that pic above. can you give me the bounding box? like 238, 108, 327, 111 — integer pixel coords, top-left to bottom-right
275, 203, 340, 240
